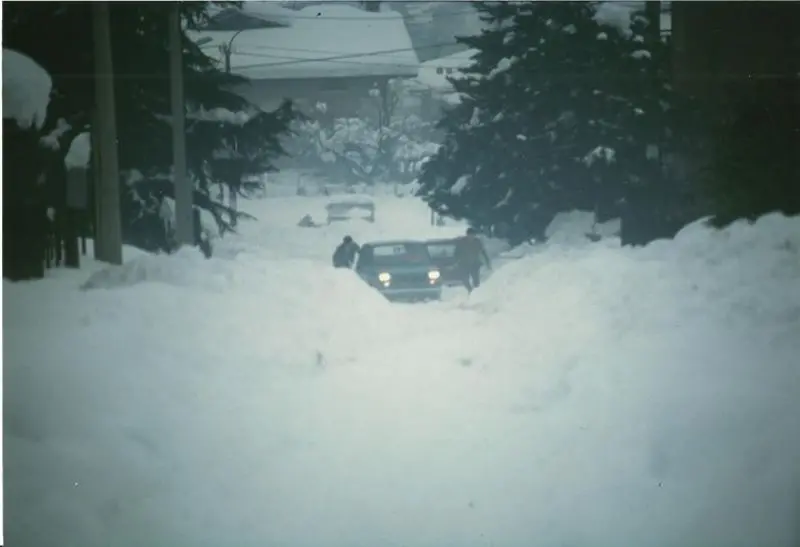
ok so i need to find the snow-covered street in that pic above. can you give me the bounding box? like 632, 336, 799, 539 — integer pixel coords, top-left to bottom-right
4, 193, 800, 547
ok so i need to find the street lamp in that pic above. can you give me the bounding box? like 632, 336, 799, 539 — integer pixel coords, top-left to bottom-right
216, 28, 246, 227
220, 29, 247, 74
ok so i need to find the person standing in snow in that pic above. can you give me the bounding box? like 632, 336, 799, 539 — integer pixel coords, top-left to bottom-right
454, 227, 492, 293
332, 235, 360, 269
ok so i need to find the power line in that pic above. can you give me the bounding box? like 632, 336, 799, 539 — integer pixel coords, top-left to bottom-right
228, 50, 675, 81
235, 49, 422, 69
229, 41, 458, 72
40, 41, 459, 79
43, 66, 791, 82
223, 42, 455, 57
206, 5, 480, 23
199, 42, 423, 58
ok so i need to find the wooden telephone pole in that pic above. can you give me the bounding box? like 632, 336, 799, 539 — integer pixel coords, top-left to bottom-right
91, 1, 123, 264
170, 2, 195, 246
644, 1, 661, 45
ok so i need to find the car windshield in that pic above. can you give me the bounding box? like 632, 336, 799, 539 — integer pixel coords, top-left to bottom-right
364, 243, 430, 267
426, 242, 457, 259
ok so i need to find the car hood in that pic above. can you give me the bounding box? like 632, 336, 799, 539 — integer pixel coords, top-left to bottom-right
361, 263, 434, 275
430, 256, 457, 266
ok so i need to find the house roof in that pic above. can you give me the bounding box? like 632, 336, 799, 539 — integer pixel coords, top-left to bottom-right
202, 7, 288, 31
413, 48, 479, 92
419, 48, 480, 70
188, 3, 419, 81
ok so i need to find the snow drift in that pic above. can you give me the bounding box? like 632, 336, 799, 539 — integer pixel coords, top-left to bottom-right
4, 204, 800, 547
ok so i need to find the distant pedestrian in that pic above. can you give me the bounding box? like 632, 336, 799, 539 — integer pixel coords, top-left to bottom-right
332, 235, 360, 269
454, 227, 492, 293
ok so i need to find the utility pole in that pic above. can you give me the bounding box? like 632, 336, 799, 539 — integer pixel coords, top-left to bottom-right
221, 44, 232, 73
645, 0, 663, 172
218, 29, 245, 227
644, 1, 661, 45
170, 2, 194, 246
91, 1, 123, 265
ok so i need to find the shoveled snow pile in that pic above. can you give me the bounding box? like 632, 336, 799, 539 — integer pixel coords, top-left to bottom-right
545, 209, 621, 245
79, 247, 396, 366
4, 208, 800, 547
3, 48, 52, 130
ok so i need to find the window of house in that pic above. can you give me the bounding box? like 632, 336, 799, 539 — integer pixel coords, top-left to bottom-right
436, 67, 444, 75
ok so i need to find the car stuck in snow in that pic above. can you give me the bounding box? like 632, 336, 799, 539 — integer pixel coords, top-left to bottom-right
355, 240, 442, 302
423, 237, 462, 287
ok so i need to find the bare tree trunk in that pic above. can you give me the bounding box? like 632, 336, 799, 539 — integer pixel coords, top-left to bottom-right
644, 1, 661, 44
229, 185, 238, 227
92, 1, 123, 264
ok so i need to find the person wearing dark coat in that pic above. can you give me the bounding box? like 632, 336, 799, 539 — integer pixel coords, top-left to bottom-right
332, 235, 360, 268
454, 227, 492, 293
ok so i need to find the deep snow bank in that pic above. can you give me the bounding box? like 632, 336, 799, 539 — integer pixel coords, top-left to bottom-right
465, 213, 800, 545
4, 212, 800, 547
4, 245, 400, 547
79, 245, 397, 365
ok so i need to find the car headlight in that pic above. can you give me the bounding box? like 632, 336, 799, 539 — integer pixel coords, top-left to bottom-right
378, 272, 392, 283
428, 270, 441, 281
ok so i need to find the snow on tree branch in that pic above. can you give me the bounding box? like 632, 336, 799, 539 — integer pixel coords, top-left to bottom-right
187, 107, 256, 126
3, 48, 52, 130
593, 2, 636, 36
583, 146, 616, 167
65, 132, 92, 169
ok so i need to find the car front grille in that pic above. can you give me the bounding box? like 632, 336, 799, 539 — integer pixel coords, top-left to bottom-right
388, 273, 429, 288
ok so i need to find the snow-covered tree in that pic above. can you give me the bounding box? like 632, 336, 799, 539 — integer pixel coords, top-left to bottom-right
289, 83, 440, 185
605, 7, 686, 244
188, 102, 294, 228
3, 2, 296, 258
416, 1, 676, 244
291, 115, 438, 185
701, 78, 800, 228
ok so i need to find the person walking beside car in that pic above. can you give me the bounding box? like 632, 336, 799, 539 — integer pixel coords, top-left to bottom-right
454, 227, 492, 293
332, 235, 360, 269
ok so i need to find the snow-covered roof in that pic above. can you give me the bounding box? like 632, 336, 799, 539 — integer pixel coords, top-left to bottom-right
419, 48, 480, 70
223, 2, 296, 27
3, 48, 52, 130
188, 3, 419, 81
412, 48, 478, 92
594, 1, 672, 35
